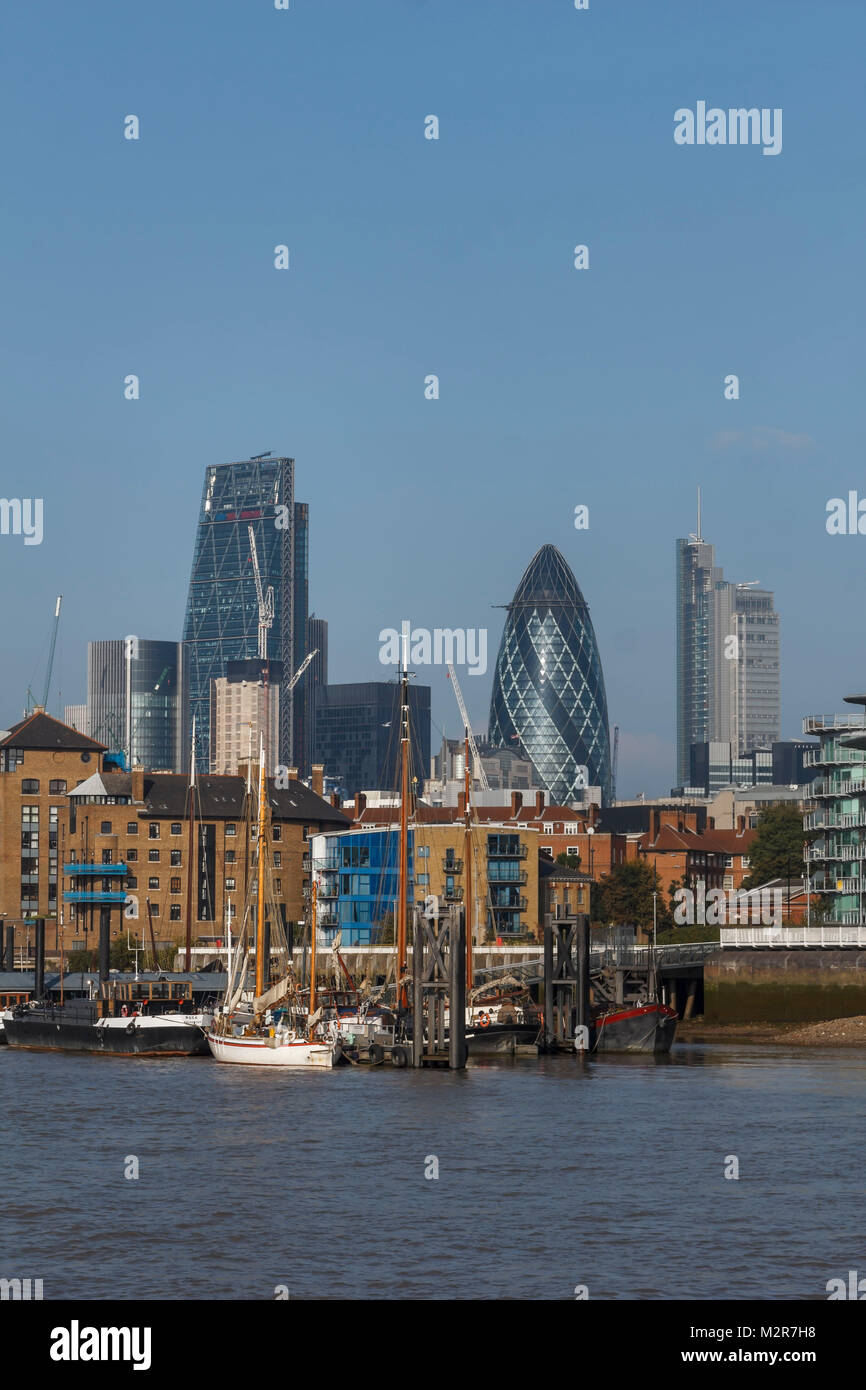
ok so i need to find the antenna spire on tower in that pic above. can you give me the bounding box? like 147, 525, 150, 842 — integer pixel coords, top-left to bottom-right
696, 486, 702, 542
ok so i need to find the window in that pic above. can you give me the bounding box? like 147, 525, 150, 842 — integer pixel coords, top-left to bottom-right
149, 903, 160, 916
1, 748, 23, 771
101, 850, 113, 864
127, 875, 138, 889
148, 849, 160, 863
274, 878, 282, 894
148, 823, 160, 839
273, 852, 281, 867
170, 904, 181, 921
540, 846, 553, 858
225, 824, 236, 837
148, 876, 159, 890
21, 779, 39, 794
566, 845, 579, 855
127, 822, 138, 834
171, 822, 182, 835
225, 849, 235, 863
170, 849, 181, 866
170, 877, 181, 893
49, 780, 67, 794
127, 848, 138, 861
226, 877, 236, 891
100, 821, 111, 834
272, 826, 281, 842
417, 873, 429, 885
417, 845, 429, 859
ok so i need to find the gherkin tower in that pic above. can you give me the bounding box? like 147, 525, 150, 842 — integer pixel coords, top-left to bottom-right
488, 544, 612, 803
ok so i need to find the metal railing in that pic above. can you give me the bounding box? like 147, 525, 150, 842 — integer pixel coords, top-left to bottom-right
720, 924, 866, 948
803, 715, 866, 734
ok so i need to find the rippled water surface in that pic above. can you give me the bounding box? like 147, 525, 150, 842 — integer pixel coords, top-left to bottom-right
2, 1043, 863, 1300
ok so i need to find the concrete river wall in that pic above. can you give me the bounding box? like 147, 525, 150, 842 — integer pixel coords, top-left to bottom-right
704, 950, 866, 1023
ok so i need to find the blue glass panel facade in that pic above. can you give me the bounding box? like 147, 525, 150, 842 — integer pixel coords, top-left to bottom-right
182, 458, 295, 771
316, 829, 414, 946
489, 545, 611, 803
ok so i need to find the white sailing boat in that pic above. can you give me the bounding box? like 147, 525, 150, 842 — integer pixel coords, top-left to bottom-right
205, 743, 340, 1068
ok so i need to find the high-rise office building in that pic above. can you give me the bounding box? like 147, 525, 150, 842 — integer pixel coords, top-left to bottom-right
209, 658, 282, 775
675, 498, 780, 784
182, 456, 304, 771
488, 544, 612, 803
87, 639, 183, 770
304, 614, 328, 777
64, 704, 89, 735
292, 502, 309, 774
314, 680, 431, 796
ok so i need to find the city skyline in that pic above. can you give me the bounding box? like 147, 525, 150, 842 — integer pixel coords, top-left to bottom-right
3, 2, 863, 798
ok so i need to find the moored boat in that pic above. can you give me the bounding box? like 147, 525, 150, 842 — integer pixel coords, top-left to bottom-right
591, 1000, 678, 1054
206, 741, 341, 1068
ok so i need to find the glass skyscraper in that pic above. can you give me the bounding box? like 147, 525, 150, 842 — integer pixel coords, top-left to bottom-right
182, 457, 299, 772
488, 544, 612, 803
87, 639, 183, 770
676, 505, 780, 785
313, 681, 431, 796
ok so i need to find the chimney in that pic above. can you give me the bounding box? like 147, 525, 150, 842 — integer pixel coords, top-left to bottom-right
330, 793, 341, 809
131, 765, 144, 803
510, 791, 523, 818
311, 763, 324, 796
535, 790, 545, 816
457, 790, 466, 817
355, 792, 367, 822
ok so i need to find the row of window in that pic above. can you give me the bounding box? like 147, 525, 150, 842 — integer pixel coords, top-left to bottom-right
19, 779, 68, 794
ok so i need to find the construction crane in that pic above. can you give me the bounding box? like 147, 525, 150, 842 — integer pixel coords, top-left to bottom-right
446, 663, 490, 792
247, 524, 275, 659
611, 723, 619, 802
286, 650, 317, 693
26, 595, 63, 713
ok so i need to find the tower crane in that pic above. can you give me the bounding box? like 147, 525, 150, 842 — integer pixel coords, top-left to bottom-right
446, 663, 490, 792
247, 524, 274, 659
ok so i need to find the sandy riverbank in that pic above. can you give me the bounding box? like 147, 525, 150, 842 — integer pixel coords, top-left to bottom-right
678, 1016, 866, 1046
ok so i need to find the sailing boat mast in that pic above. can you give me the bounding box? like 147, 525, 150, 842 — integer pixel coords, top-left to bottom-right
309, 876, 318, 1024
464, 730, 473, 989
184, 718, 197, 971
255, 738, 267, 999
395, 636, 411, 1010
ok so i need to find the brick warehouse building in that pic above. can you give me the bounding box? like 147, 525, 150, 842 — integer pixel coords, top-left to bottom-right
0, 713, 108, 944
0, 711, 347, 955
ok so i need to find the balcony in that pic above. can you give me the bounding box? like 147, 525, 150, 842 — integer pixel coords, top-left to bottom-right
803, 714, 866, 734
442, 858, 463, 874
63, 890, 128, 904
488, 869, 528, 886
64, 862, 129, 876
443, 885, 464, 902
491, 895, 528, 912
487, 843, 528, 859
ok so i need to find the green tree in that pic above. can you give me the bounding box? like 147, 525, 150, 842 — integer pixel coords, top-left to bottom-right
742, 803, 807, 889
595, 860, 668, 932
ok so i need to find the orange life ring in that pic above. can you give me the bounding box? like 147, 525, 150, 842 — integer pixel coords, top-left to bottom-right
478, 1012, 491, 1029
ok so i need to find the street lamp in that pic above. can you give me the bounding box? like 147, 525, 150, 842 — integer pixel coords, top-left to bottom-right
586, 825, 595, 922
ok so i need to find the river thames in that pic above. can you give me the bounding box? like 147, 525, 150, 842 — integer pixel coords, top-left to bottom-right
2, 1043, 862, 1301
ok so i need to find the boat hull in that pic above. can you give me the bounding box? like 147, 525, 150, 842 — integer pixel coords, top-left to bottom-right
465, 1022, 540, 1056
4, 1006, 210, 1057
592, 1003, 678, 1054
206, 1031, 336, 1067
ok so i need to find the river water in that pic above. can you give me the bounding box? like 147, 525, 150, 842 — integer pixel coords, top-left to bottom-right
1, 1043, 862, 1300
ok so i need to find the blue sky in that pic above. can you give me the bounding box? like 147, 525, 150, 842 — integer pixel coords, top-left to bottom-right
2, 0, 863, 794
